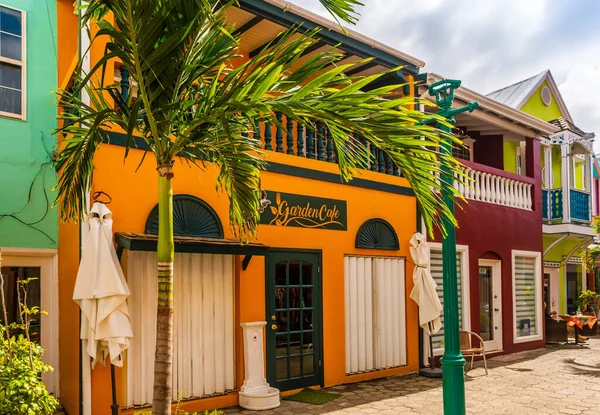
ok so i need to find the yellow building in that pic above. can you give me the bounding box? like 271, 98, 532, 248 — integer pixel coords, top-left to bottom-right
488, 70, 596, 315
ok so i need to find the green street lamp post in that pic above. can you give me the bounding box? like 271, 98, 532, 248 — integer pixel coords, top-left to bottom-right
428, 79, 479, 415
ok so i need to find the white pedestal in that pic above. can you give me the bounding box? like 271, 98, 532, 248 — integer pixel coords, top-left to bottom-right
239, 321, 280, 411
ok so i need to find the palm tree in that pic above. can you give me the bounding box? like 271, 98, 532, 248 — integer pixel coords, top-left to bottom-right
56, 1, 462, 413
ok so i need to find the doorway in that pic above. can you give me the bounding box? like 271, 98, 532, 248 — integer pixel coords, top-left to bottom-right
566, 264, 580, 314
0, 252, 59, 395
478, 259, 502, 351
266, 250, 323, 391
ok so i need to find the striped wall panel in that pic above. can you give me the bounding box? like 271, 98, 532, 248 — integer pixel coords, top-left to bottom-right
429, 250, 463, 350
514, 255, 537, 337
344, 256, 406, 374
126, 251, 235, 407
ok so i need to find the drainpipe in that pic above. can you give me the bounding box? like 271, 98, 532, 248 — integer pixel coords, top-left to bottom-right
78, 2, 92, 414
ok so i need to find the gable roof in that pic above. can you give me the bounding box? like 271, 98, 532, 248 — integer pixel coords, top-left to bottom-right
549, 118, 586, 137
420, 73, 557, 137
486, 70, 573, 123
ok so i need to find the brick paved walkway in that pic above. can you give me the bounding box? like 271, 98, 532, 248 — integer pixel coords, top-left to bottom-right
227, 337, 600, 414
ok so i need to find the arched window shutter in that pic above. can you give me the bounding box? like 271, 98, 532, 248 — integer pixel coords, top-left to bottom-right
355, 218, 399, 250
145, 194, 224, 238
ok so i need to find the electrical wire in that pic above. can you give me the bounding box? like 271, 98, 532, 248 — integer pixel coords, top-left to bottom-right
0, 133, 56, 244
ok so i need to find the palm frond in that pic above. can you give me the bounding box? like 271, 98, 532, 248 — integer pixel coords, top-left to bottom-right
317, 0, 363, 26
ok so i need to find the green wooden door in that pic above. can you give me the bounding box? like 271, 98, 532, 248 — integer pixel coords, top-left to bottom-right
266, 250, 323, 391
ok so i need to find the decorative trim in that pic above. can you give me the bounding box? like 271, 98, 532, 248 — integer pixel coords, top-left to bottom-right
512, 250, 543, 344
0, 247, 58, 256
0, 252, 60, 395
144, 194, 224, 238
101, 132, 416, 197
355, 218, 399, 250
543, 261, 560, 268
541, 86, 552, 106
266, 162, 415, 197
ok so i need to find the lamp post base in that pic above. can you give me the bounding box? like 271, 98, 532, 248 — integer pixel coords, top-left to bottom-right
441, 355, 466, 415
419, 367, 443, 378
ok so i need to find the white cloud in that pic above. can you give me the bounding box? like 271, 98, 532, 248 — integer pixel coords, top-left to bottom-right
290, 0, 600, 150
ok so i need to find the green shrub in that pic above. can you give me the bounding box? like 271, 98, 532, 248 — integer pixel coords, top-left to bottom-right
0, 266, 58, 415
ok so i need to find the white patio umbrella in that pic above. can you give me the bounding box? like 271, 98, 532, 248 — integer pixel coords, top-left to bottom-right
409, 232, 443, 375
73, 201, 133, 415
409, 232, 442, 335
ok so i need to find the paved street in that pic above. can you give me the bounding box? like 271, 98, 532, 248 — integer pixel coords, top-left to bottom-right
228, 337, 600, 415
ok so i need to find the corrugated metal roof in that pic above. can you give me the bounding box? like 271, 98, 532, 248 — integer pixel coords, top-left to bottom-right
486, 70, 547, 108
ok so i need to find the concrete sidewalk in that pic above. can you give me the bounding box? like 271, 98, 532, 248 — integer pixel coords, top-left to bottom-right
227, 337, 600, 414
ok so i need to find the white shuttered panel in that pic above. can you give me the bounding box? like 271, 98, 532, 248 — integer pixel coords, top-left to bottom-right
344, 256, 406, 374
126, 251, 235, 407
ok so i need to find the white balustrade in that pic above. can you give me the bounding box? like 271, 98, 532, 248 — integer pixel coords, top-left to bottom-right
456, 166, 533, 210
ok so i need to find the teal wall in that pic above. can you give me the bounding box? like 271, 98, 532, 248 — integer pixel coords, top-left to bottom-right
0, 1, 58, 248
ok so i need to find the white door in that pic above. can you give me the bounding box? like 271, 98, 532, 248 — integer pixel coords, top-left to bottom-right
1, 251, 59, 396
478, 259, 502, 351
544, 267, 560, 315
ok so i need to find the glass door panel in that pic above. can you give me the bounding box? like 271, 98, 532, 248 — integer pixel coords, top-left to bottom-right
267, 251, 321, 391
479, 265, 494, 342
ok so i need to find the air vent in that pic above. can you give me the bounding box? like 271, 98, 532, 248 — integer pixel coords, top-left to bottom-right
541, 86, 552, 106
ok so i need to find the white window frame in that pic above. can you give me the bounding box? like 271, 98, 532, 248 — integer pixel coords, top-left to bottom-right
0, 248, 59, 395
0, 3, 26, 120
428, 242, 471, 356
511, 249, 543, 344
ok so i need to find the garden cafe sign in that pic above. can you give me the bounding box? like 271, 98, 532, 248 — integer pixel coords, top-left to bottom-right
260, 190, 347, 230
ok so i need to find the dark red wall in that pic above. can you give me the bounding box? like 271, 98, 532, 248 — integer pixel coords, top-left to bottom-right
473, 134, 504, 170
433, 137, 545, 354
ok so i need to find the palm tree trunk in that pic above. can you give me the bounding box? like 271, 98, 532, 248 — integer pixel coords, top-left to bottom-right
153, 166, 175, 414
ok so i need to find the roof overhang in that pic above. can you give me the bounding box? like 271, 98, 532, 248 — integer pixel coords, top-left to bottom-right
232, 0, 424, 75
419, 73, 558, 138
116, 232, 269, 256
542, 225, 597, 238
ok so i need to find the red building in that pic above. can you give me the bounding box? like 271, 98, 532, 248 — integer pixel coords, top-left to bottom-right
418, 74, 558, 360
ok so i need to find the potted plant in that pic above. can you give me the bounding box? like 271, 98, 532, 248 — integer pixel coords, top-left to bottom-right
576, 290, 600, 316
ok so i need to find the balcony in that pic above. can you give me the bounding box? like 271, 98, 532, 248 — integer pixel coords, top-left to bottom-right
455, 161, 534, 210
541, 188, 590, 223
255, 116, 400, 176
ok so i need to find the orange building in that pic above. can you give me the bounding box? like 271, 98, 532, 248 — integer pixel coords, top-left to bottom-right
57, 1, 427, 414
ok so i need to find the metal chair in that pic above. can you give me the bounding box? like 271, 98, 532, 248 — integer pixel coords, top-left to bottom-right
460, 331, 488, 375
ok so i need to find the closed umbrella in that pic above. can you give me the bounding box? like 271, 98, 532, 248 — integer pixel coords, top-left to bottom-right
409, 232, 443, 376
73, 201, 133, 415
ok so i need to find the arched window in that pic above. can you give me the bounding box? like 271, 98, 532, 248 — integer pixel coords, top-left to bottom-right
355, 218, 399, 250
144, 194, 224, 238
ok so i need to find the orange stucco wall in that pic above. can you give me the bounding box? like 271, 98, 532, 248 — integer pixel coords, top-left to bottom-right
58, 142, 419, 414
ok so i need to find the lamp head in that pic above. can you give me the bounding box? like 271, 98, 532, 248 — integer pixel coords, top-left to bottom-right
429, 79, 462, 110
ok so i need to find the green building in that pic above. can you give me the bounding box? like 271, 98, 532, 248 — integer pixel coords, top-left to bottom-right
0, 0, 59, 395
488, 70, 596, 315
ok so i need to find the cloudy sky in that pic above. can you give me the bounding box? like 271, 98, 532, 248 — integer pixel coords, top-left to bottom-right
290, 0, 600, 150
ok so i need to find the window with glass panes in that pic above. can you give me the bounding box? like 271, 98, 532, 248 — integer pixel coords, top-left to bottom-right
430, 249, 464, 350
0, 6, 24, 116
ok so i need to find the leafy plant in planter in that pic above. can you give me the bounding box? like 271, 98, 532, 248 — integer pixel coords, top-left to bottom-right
0, 256, 58, 415
576, 290, 600, 316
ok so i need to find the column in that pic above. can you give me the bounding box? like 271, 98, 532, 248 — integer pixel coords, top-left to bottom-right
561, 144, 570, 222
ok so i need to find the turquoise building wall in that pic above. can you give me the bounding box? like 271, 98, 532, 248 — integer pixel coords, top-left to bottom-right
0, 1, 58, 249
